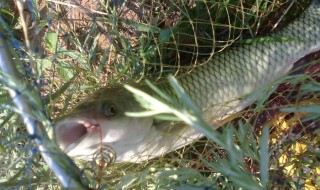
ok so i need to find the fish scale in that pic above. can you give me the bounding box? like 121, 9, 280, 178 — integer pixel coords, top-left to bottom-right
55, 1, 320, 162
173, 3, 320, 123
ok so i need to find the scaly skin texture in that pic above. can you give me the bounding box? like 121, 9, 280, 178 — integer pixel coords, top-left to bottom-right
55, 1, 320, 163
175, 2, 320, 124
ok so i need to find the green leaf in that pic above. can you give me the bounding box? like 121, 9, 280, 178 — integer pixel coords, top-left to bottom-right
280, 105, 320, 114
57, 67, 74, 81
159, 29, 172, 43
0, 143, 5, 154
122, 19, 161, 33
300, 83, 320, 92
36, 58, 52, 74
44, 31, 58, 53
260, 125, 269, 190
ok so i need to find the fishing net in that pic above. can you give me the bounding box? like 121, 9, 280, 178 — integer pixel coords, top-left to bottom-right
0, 0, 319, 189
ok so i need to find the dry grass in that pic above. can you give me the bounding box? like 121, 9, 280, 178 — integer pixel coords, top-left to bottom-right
0, 0, 319, 189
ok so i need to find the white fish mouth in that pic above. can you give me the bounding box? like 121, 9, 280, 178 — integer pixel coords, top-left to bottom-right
54, 118, 100, 153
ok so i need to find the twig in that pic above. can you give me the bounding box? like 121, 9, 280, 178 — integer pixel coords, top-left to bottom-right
271, 0, 294, 31
15, 0, 38, 83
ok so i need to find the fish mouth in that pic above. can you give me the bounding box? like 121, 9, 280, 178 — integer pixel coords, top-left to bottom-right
54, 118, 100, 153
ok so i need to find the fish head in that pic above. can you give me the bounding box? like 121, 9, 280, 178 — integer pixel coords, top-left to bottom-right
54, 85, 155, 162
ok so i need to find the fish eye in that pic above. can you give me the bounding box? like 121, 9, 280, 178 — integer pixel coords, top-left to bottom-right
103, 103, 117, 117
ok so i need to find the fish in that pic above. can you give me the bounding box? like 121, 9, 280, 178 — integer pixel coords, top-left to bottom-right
54, 1, 320, 163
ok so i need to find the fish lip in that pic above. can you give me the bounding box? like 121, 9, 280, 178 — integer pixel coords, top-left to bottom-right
54, 117, 100, 153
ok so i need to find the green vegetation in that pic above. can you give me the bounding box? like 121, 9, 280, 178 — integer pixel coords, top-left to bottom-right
0, 0, 319, 189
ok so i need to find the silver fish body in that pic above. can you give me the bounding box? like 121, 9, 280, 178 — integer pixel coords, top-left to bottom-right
55, 1, 320, 163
